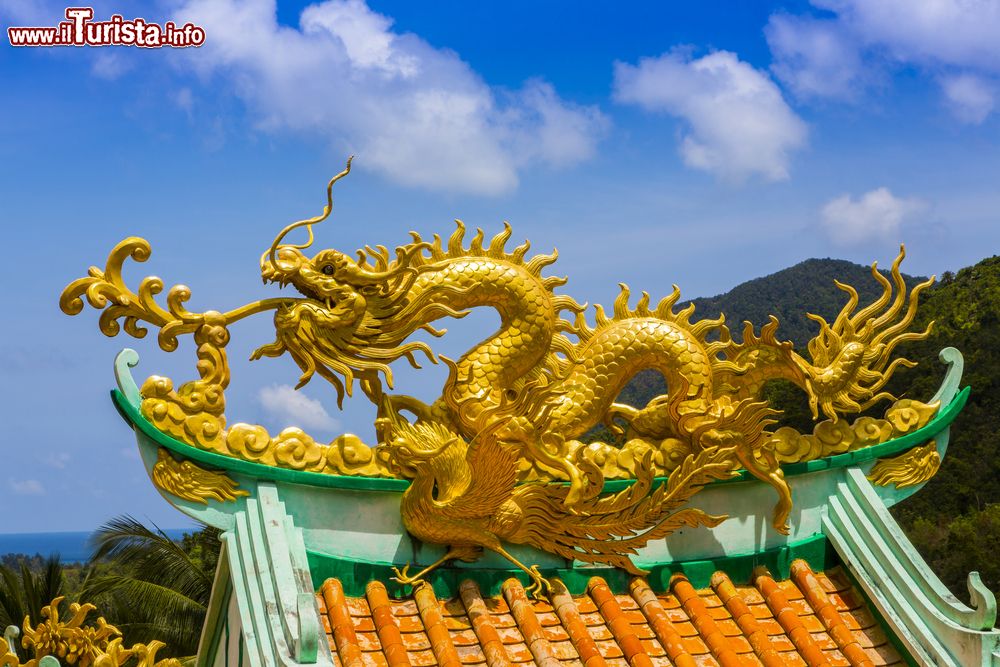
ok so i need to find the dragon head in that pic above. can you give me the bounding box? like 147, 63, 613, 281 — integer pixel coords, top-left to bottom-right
251, 158, 438, 406
799, 245, 935, 421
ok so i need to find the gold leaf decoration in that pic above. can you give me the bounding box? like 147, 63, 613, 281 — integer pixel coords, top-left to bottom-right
151, 449, 250, 504
2, 596, 182, 667
868, 440, 941, 489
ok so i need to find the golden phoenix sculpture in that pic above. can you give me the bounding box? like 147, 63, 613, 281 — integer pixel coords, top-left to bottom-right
60, 159, 936, 594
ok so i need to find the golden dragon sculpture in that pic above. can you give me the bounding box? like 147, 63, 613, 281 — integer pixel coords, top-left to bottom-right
60, 159, 936, 590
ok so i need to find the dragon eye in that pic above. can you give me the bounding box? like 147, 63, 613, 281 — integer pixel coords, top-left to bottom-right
321, 264, 335, 276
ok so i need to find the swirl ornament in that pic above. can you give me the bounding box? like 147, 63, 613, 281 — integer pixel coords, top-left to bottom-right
772, 399, 939, 464
150, 449, 250, 504
60, 160, 939, 581
868, 440, 942, 489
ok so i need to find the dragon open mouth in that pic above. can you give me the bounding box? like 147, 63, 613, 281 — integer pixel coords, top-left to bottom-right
267, 278, 337, 316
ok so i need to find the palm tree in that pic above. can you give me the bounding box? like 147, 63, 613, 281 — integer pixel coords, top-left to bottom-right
0, 554, 65, 661
0, 555, 64, 631
83, 516, 220, 661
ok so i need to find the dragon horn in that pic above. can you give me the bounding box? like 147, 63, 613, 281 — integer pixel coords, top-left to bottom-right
265, 156, 353, 269
336, 242, 428, 287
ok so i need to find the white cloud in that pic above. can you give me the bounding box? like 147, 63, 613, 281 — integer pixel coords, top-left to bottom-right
175, 88, 194, 110
769, 1, 1000, 120
821, 187, 925, 245
941, 73, 995, 123
613, 50, 807, 182
765, 14, 866, 100
300, 0, 417, 76
10, 479, 44, 496
91, 52, 132, 80
171, 0, 606, 195
259, 384, 340, 432
0, 0, 51, 24
816, 0, 1000, 72
43, 453, 71, 469
505, 80, 610, 168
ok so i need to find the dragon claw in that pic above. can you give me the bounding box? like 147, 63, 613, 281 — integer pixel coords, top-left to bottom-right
391, 564, 421, 586
524, 565, 553, 599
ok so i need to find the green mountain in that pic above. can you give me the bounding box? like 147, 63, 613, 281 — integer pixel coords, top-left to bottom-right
605, 255, 1000, 601
686, 256, 928, 347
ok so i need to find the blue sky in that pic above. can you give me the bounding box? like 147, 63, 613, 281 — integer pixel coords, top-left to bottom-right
1, 0, 998, 533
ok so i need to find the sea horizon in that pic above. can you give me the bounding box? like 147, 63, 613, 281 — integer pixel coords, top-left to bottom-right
0, 528, 193, 564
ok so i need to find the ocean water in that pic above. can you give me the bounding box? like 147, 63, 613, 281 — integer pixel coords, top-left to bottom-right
0, 529, 191, 564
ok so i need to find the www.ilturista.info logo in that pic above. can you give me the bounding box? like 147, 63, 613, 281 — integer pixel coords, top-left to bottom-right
8, 7, 206, 48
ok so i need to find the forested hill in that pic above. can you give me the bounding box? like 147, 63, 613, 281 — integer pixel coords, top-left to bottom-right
879, 255, 1000, 598
615, 253, 1000, 601
686, 257, 927, 347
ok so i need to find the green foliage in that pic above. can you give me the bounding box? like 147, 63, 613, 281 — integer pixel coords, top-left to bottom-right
179, 527, 221, 575
0, 555, 64, 660
907, 505, 1000, 600
759, 379, 816, 432
0, 522, 221, 662
879, 256, 1000, 602
81, 517, 221, 661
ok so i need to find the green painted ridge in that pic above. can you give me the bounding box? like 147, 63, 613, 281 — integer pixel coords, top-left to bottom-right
245, 498, 287, 658
285, 517, 321, 664
257, 484, 322, 664
305, 533, 833, 598
844, 467, 997, 630
111, 386, 969, 494
837, 558, 920, 667
822, 471, 1000, 666
825, 469, 1000, 666
218, 489, 333, 666
196, 539, 233, 667
234, 511, 270, 666
254, 488, 299, 659
223, 529, 263, 667
824, 492, 949, 663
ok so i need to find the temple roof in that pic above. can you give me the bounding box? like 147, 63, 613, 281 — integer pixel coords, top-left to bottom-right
316, 560, 902, 667
106, 349, 1000, 666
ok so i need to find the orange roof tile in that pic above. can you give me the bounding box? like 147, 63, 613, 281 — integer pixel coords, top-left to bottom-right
316, 560, 904, 667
